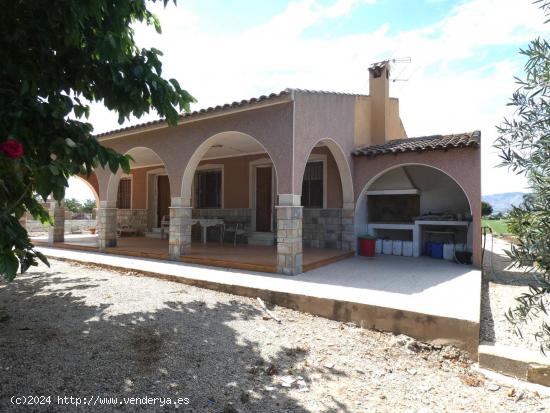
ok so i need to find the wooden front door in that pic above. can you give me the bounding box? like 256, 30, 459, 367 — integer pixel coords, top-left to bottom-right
255, 167, 272, 232
157, 175, 170, 227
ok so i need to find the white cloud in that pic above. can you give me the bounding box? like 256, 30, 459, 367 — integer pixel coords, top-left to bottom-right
65, 177, 97, 203
85, 0, 548, 196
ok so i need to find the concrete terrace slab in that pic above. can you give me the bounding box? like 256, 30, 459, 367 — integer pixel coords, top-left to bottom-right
36, 246, 482, 356
302, 255, 481, 322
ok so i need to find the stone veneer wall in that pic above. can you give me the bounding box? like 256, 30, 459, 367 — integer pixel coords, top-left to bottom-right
303, 208, 343, 249
116, 209, 148, 234
27, 209, 148, 235
191, 208, 252, 243
27, 219, 96, 234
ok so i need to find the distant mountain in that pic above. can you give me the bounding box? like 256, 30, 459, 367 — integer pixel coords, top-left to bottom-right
482, 192, 526, 214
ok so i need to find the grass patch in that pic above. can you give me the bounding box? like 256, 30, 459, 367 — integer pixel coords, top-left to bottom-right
481, 219, 509, 235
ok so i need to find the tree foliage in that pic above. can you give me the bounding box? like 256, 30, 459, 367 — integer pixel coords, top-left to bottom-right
64, 198, 81, 214
495, 0, 550, 352
81, 199, 97, 214
63, 198, 97, 214
0, 0, 195, 281
481, 201, 494, 217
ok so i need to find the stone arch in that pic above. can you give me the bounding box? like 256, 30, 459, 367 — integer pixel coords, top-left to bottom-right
355, 163, 473, 215
73, 173, 100, 206
354, 162, 474, 261
180, 131, 280, 206
106, 147, 171, 206
296, 138, 354, 208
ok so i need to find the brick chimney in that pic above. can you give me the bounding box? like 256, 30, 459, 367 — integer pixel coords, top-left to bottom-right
369, 61, 390, 145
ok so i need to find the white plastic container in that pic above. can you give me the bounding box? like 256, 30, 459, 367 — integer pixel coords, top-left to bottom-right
402, 241, 413, 257
382, 239, 393, 255
392, 240, 403, 256
375, 238, 383, 254
443, 243, 455, 261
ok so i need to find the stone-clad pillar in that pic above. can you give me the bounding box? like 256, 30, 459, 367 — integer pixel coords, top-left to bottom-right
341, 203, 356, 251
97, 201, 117, 250
276, 194, 303, 275
48, 200, 65, 245
168, 197, 192, 260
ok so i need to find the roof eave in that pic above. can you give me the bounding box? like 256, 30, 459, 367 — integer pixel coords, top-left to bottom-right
352, 131, 481, 157
96, 92, 293, 142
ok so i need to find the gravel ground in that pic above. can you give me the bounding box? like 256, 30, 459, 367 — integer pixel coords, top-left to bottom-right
480, 235, 549, 351
0, 259, 548, 412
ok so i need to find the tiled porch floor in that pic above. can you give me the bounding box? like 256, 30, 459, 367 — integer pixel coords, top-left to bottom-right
31, 235, 353, 273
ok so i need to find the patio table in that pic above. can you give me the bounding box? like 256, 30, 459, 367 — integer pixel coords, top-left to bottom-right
192, 218, 224, 244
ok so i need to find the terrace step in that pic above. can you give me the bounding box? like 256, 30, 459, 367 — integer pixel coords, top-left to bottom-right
247, 231, 276, 246
478, 342, 550, 387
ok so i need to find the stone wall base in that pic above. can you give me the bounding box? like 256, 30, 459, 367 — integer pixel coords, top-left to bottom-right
303, 208, 355, 251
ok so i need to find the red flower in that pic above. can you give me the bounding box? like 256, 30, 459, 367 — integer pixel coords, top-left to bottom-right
0, 139, 23, 159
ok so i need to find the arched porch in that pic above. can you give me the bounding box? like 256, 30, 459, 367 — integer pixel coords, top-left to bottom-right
354, 160, 480, 266
297, 138, 355, 255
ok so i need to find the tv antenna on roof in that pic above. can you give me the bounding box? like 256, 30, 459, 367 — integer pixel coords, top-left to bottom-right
388, 57, 412, 82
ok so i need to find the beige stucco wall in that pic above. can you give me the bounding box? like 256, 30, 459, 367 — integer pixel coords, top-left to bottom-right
128, 165, 165, 209
209, 147, 344, 209
121, 149, 343, 210
354, 96, 371, 147
197, 153, 267, 209
311, 146, 343, 208
354, 96, 406, 147
292, 91, 355, 207
387, 98, 407, 141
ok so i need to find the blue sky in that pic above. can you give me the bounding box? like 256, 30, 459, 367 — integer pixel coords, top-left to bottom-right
67, 0, 549, 200
177, 0, 454, 37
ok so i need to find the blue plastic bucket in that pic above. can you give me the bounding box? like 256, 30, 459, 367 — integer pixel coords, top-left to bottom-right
431, 242, 444, 259
425, 241, 433, 256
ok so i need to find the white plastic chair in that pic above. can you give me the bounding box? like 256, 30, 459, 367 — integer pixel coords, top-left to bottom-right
160, 215, 170, 240
221, 222, 245, 246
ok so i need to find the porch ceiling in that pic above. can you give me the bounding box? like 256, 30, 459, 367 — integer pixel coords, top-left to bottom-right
128, 147, 165, 166
202, 132, 265, 159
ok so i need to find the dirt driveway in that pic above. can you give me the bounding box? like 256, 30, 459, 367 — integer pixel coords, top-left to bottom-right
481, 235, 549, 351
0, 259, 547, 412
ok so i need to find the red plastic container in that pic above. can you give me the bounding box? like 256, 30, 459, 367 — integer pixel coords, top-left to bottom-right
359, 238, 376, 257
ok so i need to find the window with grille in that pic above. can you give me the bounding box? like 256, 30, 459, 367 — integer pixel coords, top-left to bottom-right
116, 178, 131, 209
302, 161, 323, 208
195, 170, 222, 208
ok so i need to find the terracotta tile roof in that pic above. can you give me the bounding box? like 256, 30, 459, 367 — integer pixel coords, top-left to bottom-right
352, 131, 480, 157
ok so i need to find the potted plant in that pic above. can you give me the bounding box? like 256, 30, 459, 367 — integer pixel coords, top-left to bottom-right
358, 234, 377, 257
89, 227, 96, 235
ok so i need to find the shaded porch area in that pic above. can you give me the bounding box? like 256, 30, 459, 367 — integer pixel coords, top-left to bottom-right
31, 234, 353, 273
